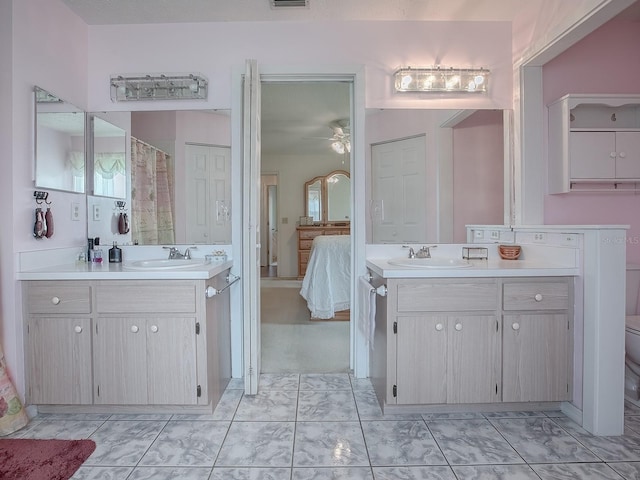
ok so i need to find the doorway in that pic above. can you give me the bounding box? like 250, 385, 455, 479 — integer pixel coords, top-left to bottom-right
259, 80, 352, 374
261, 174, 278, 278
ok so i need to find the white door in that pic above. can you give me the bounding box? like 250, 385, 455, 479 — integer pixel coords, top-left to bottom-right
242, 59, 261, 394
372, 135, 427, 243
185, 144, 231, 244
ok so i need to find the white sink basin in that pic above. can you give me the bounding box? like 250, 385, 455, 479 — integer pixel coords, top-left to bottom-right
125, 258, 210, 270
387, 257, 472, 269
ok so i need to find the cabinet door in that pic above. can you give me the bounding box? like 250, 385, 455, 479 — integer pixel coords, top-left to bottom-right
94, 317, 148, 404
147, 317, 198, 405
615, 132, 640, 178
502, 314, 570, 402
448, 315, 500, 404
396, 316, 447, 404
570, 131, 616, 179
27, 317, 92, 404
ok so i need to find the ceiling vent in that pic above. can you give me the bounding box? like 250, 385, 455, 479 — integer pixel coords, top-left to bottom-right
271, 0, 309, 7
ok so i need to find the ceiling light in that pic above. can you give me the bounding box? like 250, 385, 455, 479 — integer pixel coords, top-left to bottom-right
110, 73, 208, 101
394, 66, 490, 94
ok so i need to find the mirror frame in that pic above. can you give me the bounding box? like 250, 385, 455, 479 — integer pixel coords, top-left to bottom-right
34, 86, 86, 194
304, 169, 350, 225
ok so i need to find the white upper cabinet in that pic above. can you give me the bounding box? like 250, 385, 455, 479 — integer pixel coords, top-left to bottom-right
548, 94, 640, 193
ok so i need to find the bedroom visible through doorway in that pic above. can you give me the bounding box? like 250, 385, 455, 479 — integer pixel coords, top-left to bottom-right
259, 79, 352, 374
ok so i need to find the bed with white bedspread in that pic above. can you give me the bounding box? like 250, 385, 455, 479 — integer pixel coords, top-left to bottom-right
300, 235, 351, 319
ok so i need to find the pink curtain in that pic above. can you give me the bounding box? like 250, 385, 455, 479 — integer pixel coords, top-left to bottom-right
130, 137, 175, 245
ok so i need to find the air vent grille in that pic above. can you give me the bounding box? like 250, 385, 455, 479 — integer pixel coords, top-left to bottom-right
271, 0, 309, 7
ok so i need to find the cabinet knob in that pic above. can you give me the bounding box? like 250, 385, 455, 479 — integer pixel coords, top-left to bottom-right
512, 322, 520, 330
150, 325, 159, 333
534, 293, 543, 302
51, 296, 60, 305
619, 151, 627, 159
130, 325, 139, 333
455, 323, 463, 331
74, 325, 82, 333
610, 152, 617, 158
435, 323, 443, 331
205, 285, 218, 298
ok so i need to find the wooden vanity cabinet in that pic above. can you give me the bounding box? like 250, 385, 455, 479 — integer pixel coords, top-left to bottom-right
502, 278, 572, 402
372, 276, 573, 411
94, 281, 199, 405
25, 281, 93, 405
384, 278, 501, 406
24, 273, 231, 410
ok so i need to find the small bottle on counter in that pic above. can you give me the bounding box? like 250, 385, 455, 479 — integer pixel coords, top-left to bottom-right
93, 237, 103, 263
109, 242, 122, 263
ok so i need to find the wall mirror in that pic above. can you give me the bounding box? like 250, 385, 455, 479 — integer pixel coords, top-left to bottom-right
304, 170, 350, 225
91, 115, 126, 199
367, 108, 508, 244
34, 86, 86, 193
87, 109, 232, 245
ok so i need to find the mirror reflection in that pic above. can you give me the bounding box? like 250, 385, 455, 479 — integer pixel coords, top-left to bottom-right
367, 109, 506, 243
87, 109, 231, 246
35, 87, 85, 193
304, 170, 350, 225
92, 116, 126, 199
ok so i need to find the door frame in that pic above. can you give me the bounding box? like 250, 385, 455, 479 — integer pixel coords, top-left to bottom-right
231, 64, 368, 390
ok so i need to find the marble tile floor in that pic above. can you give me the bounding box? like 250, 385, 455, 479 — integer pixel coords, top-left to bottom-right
9, 373, 640, 479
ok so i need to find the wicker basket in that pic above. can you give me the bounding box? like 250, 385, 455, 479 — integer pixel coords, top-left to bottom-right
498, 244, 521, 260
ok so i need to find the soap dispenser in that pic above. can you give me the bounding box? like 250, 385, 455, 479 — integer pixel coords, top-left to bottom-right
109, 242, 122, 263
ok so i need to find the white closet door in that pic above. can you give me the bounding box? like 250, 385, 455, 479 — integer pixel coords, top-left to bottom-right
372, 135, 426, 243
185, 144, 231, 244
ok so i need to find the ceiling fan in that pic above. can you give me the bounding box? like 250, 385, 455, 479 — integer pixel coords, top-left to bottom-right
311, 119, 351, 154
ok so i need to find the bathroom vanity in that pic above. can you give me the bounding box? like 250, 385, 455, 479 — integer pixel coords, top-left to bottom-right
20, 260, 233, 413
367, 256, 575, 413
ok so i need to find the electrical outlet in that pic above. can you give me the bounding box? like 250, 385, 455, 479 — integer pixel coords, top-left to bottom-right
92, 205, 101, 221
490, 230, 500, 240
533, 232, 546, 243
71, 202, 80, 221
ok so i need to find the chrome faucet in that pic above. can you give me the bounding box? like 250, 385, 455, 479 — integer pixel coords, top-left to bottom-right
163, 246, 197, 259
407, 247, 416, 258
415, 245, 437, 259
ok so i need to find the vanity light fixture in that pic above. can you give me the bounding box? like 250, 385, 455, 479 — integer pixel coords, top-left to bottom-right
394, 66, 490, 94
110, 73, 208, 102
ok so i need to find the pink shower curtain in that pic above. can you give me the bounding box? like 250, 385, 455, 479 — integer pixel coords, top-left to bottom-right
130, 137, 175, 245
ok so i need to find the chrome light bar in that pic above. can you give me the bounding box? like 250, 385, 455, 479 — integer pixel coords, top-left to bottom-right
110, 73, 208, 101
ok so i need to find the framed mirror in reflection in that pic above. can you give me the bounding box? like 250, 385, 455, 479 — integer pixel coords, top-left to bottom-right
34, 86, 86, 193
304, 170, 350, 225
91, 115, 126, 199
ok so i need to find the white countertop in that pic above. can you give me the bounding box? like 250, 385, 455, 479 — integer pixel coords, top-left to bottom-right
366, 258, 579, 278
17, 260, 233, 281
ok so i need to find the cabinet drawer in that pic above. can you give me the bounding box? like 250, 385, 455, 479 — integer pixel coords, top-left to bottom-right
96, 281, 197, 313
27, 282, 91, 314
299, 239, 314, 250
503, 281, 569, 310
396, 280, 498, 312
298, 229, 323, 240
299, 251, 310, 264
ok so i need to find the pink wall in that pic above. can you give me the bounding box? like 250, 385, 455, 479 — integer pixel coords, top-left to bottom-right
87, 21, 513, 112
543, 19, 640, 263
452, 110, 504, 242
3, 0, 89, 395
